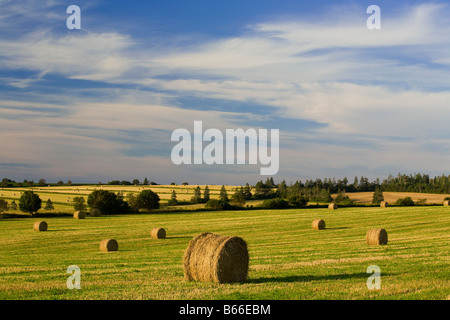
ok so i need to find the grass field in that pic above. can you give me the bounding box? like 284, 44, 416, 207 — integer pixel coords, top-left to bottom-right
0, 205, 448, 300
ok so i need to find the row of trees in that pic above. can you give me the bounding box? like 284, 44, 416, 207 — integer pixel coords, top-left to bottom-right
0, 189, 161, 216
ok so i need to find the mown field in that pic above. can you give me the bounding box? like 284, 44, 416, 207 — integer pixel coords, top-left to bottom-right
0, 205, 448, 300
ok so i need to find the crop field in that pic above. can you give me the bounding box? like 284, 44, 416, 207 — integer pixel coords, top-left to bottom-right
0, 204, 448, 300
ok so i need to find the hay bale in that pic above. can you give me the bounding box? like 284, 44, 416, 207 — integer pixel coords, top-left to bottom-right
90, 209, 101, 217
328, 203, 337, 210
151, 228, 166, 239
183, 232, 249, 284
366, 228, 388, 245
312, 219, 326, 230
380, 201, 388, 208
99, 239, 118, 252
33, 221, 48, 232
443, 200, 450, 206
73, 211, 86, 219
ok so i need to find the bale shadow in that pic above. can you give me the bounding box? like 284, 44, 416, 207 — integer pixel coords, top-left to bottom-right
248, 272, 387, 284
165, 236, 193, 240
324, 227, 350, 230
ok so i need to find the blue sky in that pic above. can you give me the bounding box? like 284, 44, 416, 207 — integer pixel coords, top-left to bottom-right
1, 0, 450, 184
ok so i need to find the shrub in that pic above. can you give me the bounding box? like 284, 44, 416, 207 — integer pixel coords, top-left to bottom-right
395, 197, 415, 206
205, 199, 229, 210
287, 195, 309, 208
334, 191, 356, 206
260, 198, 289, 209
415, 198, 427, 206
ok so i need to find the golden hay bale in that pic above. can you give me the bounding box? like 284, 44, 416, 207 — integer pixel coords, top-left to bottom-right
366, 228, 388, 245
312, 219, 326, 230
33, 221, 48, 232
90, 209, 101, 217
328, 203, 337, 210
380, 201, 388, 208
99, 239, 118, 252
443, 200, 450, 206
151, 228, 166, 239
183, 232, 249, 284
73, 211, 86, 219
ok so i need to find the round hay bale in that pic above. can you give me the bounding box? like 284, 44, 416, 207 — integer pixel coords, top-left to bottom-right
328, 203, 337, 210
151, 228, 166, 239
380, 201, 388, 208
73, 211, 86, 219
443, 200, 450, 206
366, 228, 388, 245
33, 221, 48, 232
90, 209, 101, 217
183, 232, 249, 284
312, 219, 326, 230
99, 239, 118, 252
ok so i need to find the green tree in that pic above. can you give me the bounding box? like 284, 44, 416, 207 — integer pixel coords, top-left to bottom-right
143, 177, 149, 185
372, 187, 384, 205
87, 190, 129, 215
219, 185, 229, 203
203, 186, 210, 202
230, 188, 245, 207
287, 194, 309, 208
9, 200, 18, 211
136, 189, 160, 211
277, 180, 288, 198
243, 183, 252, 200
191, 186, 202, 203
168, 190, 178, 206
127, 193, 140, 211
72, 197, 87, 211
132, 179, 140, 185
38, 178, 46, 186
44, 199, 54, 210
0, 199, 8, 213
19, 191, 42, 216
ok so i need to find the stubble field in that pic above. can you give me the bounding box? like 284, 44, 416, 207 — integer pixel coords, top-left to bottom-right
0, 203, 448, 300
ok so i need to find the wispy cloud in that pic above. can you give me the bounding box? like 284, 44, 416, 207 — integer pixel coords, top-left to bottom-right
1, 1, 450, 182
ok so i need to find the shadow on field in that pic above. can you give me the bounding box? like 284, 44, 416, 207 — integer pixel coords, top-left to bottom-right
248, 272, 379, 284
165, 236, 193, 240
324, 227, 350, 230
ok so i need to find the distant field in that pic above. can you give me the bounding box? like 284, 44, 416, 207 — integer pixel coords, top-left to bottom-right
1, 185, 449, 215
343, 192, 450, 204
0, 205, 448, 299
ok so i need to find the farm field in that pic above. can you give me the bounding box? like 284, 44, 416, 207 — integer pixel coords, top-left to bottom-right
0, 205, 448, 300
